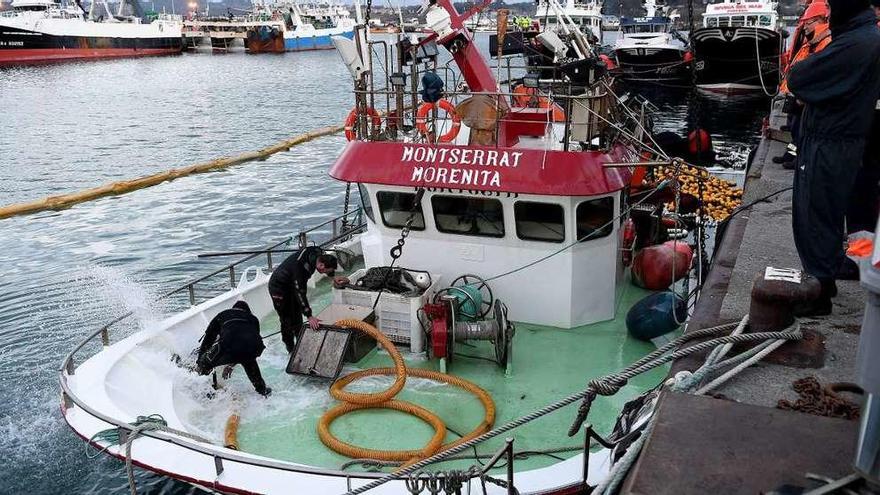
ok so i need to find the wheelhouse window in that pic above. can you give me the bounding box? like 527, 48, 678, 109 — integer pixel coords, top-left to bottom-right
707, 16, 718, 27
358, 184, 375, 223
515, 202, 565, 243
759, 15, 772, 26
432, 195, 505, 238
576, 197, 614, 241
377, 191, 425, 230
731, 15, 745, 26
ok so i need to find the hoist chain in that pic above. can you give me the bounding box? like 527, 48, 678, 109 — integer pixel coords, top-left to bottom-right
389, 188, 424, 260
373, 188, 425, 310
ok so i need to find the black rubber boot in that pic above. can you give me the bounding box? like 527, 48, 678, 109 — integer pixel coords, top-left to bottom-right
835, 257, 860, 281
773, 152, 795, 164
794, 278, 836, 317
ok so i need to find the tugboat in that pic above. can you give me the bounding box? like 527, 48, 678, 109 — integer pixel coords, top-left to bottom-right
60, 1, 716, 493
245, 2, 355, 53
612, 0, 690, 82
0, 0, 183, 66
690, 0, 782, 94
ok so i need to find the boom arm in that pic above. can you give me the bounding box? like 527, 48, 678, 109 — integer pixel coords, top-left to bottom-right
424, 0, 508, 109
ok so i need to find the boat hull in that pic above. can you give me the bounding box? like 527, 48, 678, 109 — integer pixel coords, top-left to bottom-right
0, 25, 183, 66
245, 26, 284, 53
282, 28, 353, 52
613, 46, 690, 81
691, 26, 781, 93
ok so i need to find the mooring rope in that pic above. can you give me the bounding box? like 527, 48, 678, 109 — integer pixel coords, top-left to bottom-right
344, 317, 803, 495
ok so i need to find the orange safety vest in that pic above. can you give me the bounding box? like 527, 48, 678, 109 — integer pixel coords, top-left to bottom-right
779, 27, 832, 94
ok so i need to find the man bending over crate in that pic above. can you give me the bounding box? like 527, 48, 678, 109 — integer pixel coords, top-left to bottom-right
268, 246, 338, 353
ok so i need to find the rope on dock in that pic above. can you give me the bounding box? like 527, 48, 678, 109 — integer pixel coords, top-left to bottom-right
0, 124, 344, 221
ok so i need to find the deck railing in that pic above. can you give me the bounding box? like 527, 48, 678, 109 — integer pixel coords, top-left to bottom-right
58, 205, 607, 491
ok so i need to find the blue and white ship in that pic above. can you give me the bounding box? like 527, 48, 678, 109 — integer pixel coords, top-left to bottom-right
245, 2, 354, 53
283, 3, 354, 51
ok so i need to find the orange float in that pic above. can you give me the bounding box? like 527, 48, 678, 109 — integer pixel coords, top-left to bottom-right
415, 99, 461, 143
344, 106, 382, 141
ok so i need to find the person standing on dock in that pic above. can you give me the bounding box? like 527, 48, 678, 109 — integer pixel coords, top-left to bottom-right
844, 0, 880, 242
775, 2, 832, 167
788, 0, 880, 315
268, 246, 338, 353
196, 301, 271, 397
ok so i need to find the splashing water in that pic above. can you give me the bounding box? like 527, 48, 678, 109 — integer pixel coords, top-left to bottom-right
84, 263, 167, 335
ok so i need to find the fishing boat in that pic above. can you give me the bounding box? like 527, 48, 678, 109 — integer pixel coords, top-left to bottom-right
0, 0, 182, 66
245, 2, 354, 53
690, 0, 782, 94
601, 14, 619, 31
612, 0, 690, 82
60, 1, 720, 494
535, 0, 604, 43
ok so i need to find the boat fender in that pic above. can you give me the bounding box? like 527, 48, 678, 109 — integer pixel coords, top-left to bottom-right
687, 128, 712, 156
415, 99, 461, 144
683, 51, 694, 63
631, 240, 694, 290
625, 291, 687, 341
344, 106, 382, 141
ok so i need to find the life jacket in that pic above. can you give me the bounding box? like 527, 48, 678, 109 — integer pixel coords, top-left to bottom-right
779, 25, 832, 94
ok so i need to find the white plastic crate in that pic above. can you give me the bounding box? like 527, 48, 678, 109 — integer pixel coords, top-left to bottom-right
332, 268, 441, 353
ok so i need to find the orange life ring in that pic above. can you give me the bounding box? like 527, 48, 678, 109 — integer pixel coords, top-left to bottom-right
344, 106, 382, 141
510, 86, 565, 123
415, 99, 461, 144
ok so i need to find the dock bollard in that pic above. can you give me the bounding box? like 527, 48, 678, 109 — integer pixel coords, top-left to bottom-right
749, 267, 820, 332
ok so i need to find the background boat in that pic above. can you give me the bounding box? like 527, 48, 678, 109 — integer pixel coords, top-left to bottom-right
690, 0, 781, 94
0, 0, 183, 66
612, 0, 690, 82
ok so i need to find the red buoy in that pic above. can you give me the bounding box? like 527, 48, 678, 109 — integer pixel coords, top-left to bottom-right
683, 51, 694, 63
687, 129, 712, 156
631, 241, 694, 290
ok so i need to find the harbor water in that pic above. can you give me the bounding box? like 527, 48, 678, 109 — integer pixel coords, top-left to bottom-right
0, 35, 769, 494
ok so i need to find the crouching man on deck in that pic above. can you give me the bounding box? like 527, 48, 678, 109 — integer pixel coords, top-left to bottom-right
267, 246, 338, 353
196, 301, 271, 397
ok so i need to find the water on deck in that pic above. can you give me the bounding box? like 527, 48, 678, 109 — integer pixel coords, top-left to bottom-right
178, 274, 667, 473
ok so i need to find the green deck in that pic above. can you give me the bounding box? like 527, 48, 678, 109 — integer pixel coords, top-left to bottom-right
209, 271, 668, 473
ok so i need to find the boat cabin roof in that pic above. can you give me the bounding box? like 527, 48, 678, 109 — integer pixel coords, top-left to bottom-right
328, 141, 632, 197
11, 0, 56, 9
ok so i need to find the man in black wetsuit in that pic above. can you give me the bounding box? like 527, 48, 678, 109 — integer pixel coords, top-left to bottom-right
268, 246, 338, 353
196, 301, 270, 396
788, 0, 880, 315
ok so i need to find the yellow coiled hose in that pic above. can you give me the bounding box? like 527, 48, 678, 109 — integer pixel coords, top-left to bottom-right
317, 319, 496, 464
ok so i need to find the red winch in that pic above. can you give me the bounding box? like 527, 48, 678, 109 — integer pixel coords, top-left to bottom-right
422, 297, 514, 371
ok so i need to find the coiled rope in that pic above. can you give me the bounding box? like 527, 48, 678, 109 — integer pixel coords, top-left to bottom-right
343, 318, 803, 495
318, 319, 496, 465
